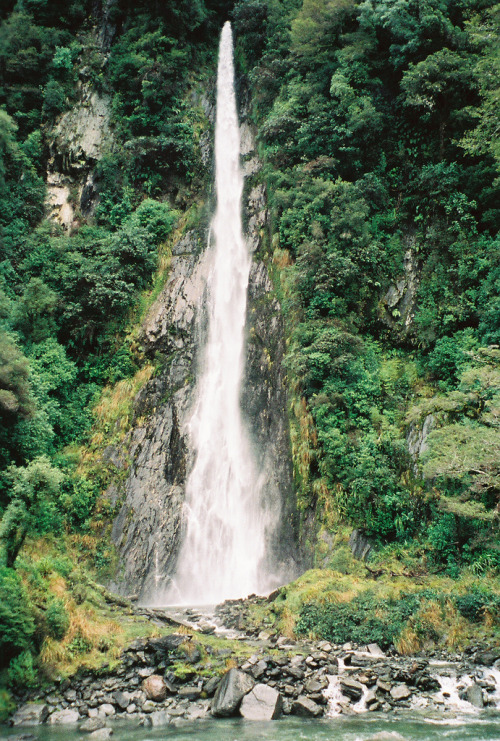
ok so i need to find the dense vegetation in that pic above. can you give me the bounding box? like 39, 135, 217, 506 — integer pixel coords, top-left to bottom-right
232, 0, 499, 577
0, 0, 232, 707
0, 0, 498, 711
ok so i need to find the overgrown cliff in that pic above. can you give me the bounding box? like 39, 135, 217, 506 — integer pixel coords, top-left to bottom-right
0, 0, 499, 708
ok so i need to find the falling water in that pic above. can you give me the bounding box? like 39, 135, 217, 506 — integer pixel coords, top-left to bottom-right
164, 22, 273, 605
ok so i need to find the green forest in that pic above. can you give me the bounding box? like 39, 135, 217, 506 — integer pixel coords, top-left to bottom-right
0, 0, 499, 714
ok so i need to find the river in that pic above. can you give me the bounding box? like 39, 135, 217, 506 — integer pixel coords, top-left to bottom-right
2, 714, 500, 741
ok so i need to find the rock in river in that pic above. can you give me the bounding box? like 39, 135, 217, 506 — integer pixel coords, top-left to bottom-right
240, 684, 283, 720
211, 668, 255, 717
291, 696, 323, 717
11, 704, 49, 726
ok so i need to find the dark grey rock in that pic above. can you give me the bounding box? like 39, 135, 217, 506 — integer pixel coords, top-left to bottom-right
177, 686, 201, 700
475, 650, 500, 667
349, 529, 373, 560
340, 678, 364, 701
203, 676, 220, 697
286, 666, 305, 680
291, 696, 323, 717
304, 677, 329, 693
211, 669, 255, 717
112, 690, 129, 710
250, 660, 267, 679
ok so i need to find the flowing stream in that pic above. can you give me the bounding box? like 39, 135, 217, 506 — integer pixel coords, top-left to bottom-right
2, 717, 500, 741
164, 22, 272, 605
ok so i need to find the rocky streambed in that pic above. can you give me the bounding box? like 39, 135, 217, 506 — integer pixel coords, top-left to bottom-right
6, 602, 500, 736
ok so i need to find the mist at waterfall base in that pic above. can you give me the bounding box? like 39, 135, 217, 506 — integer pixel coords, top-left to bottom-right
158, 23, 281, 606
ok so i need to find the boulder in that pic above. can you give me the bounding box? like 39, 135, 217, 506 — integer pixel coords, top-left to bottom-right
211, 668, 255, 717
240, 684, 283, 721
80, 717, 107, 733
250, 660, 267, 679
376, 679, 392, 693
475, 650, 500, 667
48, 709, 80, 724
113, 690, 130, 710
390, 684, 412, 701
340, 678, 364, 701
88, 729, 113, 740
286, 665, 305, 680
10, 704, 49, 727
203, 676, 220, 697
149, 710, 171, 727
466, 683, 484, 708
184, 643, 202, 664
304, 677, 329, 693
98, 704, 115, 717
142, 675, 167, 702
291, 696, 323, 717
177, 686, 201, 700
367, 644, 385, 657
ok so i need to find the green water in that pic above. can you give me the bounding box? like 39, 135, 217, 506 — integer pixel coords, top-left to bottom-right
2, 715, 500, 740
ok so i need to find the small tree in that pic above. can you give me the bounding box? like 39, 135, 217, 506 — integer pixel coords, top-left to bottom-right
0, 456, 64, 567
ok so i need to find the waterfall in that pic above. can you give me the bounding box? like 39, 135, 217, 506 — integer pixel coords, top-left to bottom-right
164, 22, 274, 605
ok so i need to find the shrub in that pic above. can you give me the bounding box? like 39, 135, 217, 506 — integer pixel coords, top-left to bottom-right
45, 598, 69, 640
423, 335, 466, 385
455, 590, 500, 623
0, 690, 15, 723
7, 650, 37, 690
296, 592, 427, 649
0, 567, 35, 665
127, 199, 175, 243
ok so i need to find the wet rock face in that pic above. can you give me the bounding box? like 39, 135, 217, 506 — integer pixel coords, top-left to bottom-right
349, 529, 373, 561
379, 242, 420, 335
109, 230, 208, 599
243, 256, 300, 578
242, 163, 301, 579
51, 88, 112, 175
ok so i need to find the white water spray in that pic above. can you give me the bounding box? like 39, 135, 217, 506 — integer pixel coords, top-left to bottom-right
163, 22, 273, 605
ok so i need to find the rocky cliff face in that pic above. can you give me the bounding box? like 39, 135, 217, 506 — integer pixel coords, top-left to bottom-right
108, 227, 208, 598
109, 127, 300, 600
46, 18, 114, 229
